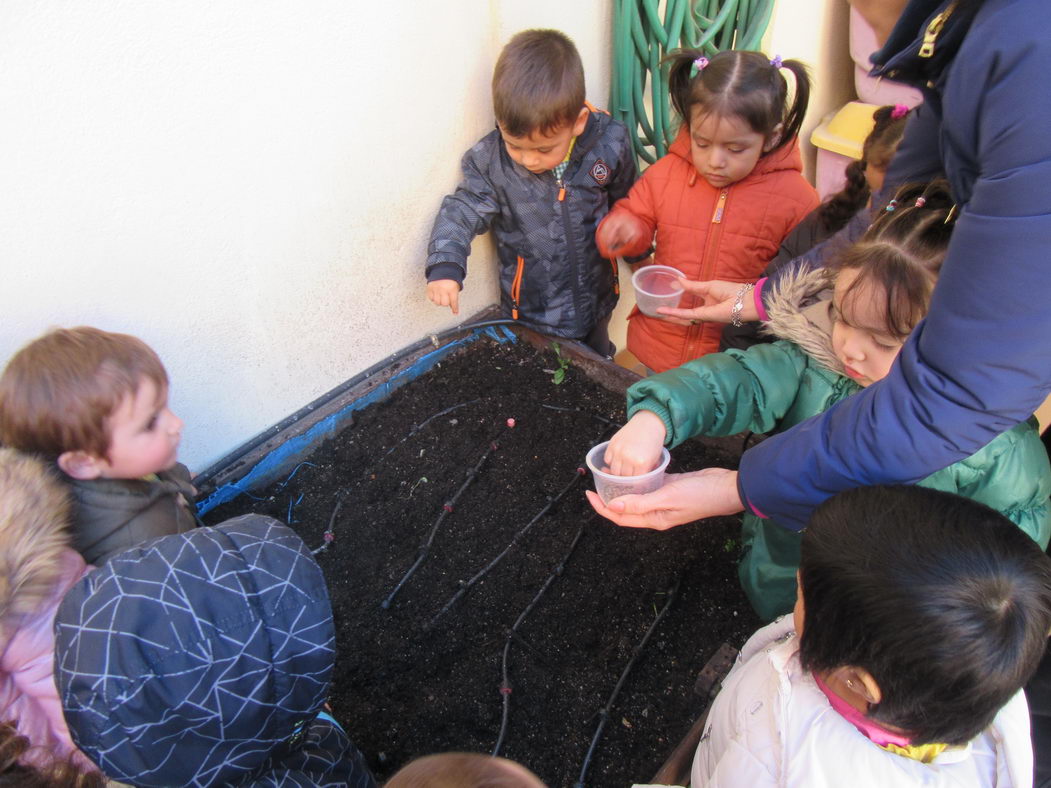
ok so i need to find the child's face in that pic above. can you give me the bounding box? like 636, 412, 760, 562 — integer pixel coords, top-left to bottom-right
831, 267, 906, 387
688, 107, 773, 189
498, 108, 588, 175
98, 377, 183, 479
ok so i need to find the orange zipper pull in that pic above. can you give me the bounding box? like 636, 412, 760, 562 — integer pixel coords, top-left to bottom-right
711, 189, 728, 223
511, 255, 525, 319
558, 186, 566, 202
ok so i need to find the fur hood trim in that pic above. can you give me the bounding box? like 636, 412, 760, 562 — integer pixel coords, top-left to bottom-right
762, 266, 846, 375
0, 449, 73, 625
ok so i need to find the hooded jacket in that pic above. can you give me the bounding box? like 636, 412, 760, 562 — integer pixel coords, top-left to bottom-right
626, 268, 1051, 619
0, 449, 94, 773
692, 616, 1033, 787
738, 0, 1051, 529
67, 460, 197, 565
426, 109, 637, 340
597, 126, 818, 372
54, 515, 376, 787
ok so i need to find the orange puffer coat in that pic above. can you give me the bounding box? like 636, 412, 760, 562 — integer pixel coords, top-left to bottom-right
600, 128, 818, 372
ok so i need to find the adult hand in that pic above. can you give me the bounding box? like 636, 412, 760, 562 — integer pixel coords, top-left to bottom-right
426, 279, 461, 315
656, 279, 758, 326
603, 410, 667, 477
585, 468, 744, 530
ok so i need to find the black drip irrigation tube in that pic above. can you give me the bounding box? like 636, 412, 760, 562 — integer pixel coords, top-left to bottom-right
193, 319, 525, 493
574, 574, 684, 788
382, 420, 512, 608
311, 400, 485, 556
540, 403, 621, 428
493, 521, 588, 757
424, 459, 593, 632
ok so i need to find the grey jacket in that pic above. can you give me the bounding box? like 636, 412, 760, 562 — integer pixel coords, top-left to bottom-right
68, 461, 197, 565
427, 109, 637, 339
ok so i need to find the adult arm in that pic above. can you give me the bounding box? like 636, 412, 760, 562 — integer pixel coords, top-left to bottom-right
738, 27, 1051, 528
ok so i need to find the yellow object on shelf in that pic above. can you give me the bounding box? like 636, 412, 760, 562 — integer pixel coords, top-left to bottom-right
810, 101, 880, 159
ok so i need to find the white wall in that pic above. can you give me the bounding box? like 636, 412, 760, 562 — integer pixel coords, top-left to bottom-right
765, 0, 855, 180
0, 1, 843, 472
0, 0, 612, 471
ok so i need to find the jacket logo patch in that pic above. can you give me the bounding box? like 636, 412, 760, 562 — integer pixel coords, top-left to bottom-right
590, 159, 611, 185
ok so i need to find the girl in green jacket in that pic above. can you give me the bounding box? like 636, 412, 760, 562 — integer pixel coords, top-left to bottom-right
592, 180, 1051, 621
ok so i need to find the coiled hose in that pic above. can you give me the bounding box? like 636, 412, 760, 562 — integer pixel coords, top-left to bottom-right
611, 0, 776, 164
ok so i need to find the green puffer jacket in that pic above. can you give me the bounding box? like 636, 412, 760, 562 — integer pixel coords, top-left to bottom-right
626, 268, 1051, 621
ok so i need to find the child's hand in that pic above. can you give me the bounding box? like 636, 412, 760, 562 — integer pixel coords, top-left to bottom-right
586, 468, 743, 530
604, 410, 667, 476
596, 213, 644, 258
427, 280, 461, 315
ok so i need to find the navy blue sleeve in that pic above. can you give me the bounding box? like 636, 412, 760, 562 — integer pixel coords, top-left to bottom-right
739, 11, 1051, 528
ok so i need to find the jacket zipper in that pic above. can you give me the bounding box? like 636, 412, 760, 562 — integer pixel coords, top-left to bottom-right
557, 180, 587, 321
918, 1, 957, 58
684, 188, 728, 362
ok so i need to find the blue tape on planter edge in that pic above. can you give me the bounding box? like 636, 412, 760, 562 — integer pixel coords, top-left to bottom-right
196, 325, 518, 516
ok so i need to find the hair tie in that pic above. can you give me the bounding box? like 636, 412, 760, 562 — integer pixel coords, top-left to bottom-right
770, 55, 783, 69
891, 103, 909, 119
885, 199, 898, 213
914, 196, 927, 208
690, 56, 710, 78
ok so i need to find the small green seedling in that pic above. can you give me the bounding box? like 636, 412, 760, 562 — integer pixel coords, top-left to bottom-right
550, 342, 571, 385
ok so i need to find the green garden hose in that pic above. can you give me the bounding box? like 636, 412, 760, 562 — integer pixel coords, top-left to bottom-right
611, 0, 776, 164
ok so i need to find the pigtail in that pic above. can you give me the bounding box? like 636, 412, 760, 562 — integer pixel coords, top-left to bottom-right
817, 158, 870, 233
664, 49, 705, 125
816, 104, 910, 233
863, 104, 909, 170
774, 58, 810, 151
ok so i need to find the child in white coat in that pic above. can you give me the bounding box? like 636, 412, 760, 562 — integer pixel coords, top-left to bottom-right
693, 485, 1051, 787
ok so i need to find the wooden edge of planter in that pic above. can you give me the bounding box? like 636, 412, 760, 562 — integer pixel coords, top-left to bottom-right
649, 642, 739, 786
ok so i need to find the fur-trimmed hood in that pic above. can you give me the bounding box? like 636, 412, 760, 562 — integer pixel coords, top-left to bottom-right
0, 449, 77, 629
762, 266, 846, 377
0, 448, 93, 771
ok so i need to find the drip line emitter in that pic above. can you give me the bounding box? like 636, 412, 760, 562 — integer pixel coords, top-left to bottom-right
301, 402, 684, 784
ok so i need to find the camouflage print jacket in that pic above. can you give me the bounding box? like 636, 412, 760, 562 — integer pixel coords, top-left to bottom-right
427, 109, 637, 340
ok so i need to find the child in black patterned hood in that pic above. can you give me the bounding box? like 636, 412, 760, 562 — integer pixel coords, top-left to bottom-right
54, 516, 377, 787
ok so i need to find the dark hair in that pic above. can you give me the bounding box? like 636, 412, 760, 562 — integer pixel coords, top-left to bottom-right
817, 104, 909, 233
832, 179, 956, 339
666, 49, 810, 156
492, 29, 585, 137
0, 721, 104, 788
799, 486, 1051, 745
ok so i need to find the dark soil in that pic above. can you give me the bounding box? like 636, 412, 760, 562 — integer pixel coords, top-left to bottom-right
203, 337, 761, 787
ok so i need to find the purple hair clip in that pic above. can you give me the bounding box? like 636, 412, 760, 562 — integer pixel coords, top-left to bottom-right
770, 55, 783, 69
691, 56, 710, 78
891, 103, 909, 119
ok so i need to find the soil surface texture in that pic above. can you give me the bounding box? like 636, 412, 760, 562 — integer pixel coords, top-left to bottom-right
204, 336, 762, 787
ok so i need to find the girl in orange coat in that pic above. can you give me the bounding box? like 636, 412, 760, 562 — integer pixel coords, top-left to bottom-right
597, 50, 819, 372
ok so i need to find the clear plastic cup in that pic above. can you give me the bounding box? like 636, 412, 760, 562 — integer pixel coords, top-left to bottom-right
632, 265, 685, 317
586, 441, 671, 504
